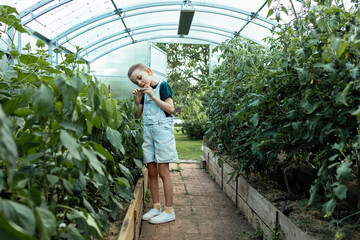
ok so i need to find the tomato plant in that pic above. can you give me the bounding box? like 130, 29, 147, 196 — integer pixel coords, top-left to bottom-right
0, 6, 143, 239
205, 0, 360, 221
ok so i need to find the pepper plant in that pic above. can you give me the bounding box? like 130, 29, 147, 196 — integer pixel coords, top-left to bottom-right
0, 5, 143, 240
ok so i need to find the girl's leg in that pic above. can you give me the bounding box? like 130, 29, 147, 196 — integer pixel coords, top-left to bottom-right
158, 163, 173, 207
148, 162, 160, 204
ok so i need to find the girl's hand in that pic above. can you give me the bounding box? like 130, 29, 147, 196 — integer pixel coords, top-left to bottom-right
132, 88, 143, 106
142, 85, 155, 99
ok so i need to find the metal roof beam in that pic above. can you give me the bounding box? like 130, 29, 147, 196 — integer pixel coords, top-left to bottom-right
235, 0, 268, 35
58, 7, 273, 47
21, 0, 73, 25
79, 25, 236, 58
51, 2, 276, 44
19, 0, 56, 18
78, 22, 236, 55
89, 35, 221, 63
110, 0, 135, 43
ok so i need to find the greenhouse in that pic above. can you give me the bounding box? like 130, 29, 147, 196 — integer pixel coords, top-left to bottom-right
0, 0, 359, 239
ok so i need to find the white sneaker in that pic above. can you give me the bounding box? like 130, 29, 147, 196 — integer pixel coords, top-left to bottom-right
142, 208, 162, 221
149, 211, 175, 224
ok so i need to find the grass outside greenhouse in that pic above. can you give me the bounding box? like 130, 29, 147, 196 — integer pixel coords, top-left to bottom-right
174, 126, 203, 161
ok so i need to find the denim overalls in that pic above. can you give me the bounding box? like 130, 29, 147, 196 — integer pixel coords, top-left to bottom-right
142, 81, 178, 164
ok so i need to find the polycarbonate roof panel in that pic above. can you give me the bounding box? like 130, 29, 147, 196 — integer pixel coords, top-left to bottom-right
1, 0, 284, 62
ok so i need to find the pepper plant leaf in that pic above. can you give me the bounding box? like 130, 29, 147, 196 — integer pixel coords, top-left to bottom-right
35, 207, 56, 240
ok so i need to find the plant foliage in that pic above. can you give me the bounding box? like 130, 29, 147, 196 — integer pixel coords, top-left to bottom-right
205, 0, 360, 220
0, 5, 143, 239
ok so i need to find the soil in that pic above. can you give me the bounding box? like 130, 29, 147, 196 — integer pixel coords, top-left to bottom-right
103, 201, 131, 240
244, 173, 360, 240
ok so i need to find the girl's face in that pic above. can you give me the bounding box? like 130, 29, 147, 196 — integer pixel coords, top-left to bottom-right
130, 68, 152, 88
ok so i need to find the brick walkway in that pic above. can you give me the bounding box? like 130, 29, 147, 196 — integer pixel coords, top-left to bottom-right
139, 163, 254, 240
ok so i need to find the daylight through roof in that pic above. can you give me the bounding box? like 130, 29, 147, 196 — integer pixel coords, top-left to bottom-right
1, 0, 292, 63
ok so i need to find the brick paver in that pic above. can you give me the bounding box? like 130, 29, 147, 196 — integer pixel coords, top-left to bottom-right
139, 163, 254, 240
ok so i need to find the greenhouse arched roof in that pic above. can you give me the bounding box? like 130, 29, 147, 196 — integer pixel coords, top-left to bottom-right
3, 0, 281, 63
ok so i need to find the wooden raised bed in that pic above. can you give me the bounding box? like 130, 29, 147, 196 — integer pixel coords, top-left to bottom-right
117, 167, 148, 240
201, 146, 312, 240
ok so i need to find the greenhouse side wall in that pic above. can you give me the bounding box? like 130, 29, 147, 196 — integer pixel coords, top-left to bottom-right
91, 41, 167, 100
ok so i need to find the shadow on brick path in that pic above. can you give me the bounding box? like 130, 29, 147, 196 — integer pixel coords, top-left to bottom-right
139, 163, 255, 240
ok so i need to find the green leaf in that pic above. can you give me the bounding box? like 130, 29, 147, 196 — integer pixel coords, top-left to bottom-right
118, 164, 134, 184
134, 159, 143, 169
93, 142, 114, 162
35, 207, 56, 240
61, 206, 102, 239
67, 75, 83, 94
281, 6, 288, 15
115, 184, 134, 201
267, 8, 274, 18
46, 175, 59, 187
61, 178, 73, 194
300, 99, 321, 114
332, 142, 344, 152
0, 170, 4, 192
82, 147, 104, 175
14, 108, 33, 117
336, 161, 353, 181
0, 213, 35, 240
35, 40, 45, 48
352, 106, 360, 122
83, 198, 95, 214
33, 84, 55, 116
322, 198, 336, 214
267, 0, 273, 7
332, 38, 348, 58
249, 113, 259, 127
329, 154, 339, 161
60, 130, 81, 160
341, 81, 353, 106
106, 127, 124, 154
0, 107, 18, 184
333, 184, 348, 200
3, 97, 20, 115
117, 177, 130, 188
1, 200, 36, 236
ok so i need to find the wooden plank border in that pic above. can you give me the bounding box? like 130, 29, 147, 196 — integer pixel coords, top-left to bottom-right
118, 167, 148, 240
201, 146, 312, 240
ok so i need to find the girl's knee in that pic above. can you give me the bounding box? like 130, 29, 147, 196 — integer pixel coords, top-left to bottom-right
158, 164, 170, 179
148, 163, 158, 178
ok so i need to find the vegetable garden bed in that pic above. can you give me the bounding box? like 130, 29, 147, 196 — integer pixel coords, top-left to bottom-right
202, 145, 325, 240
104, 167, 148, 240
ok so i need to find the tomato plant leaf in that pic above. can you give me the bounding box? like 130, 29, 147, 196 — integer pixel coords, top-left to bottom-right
333, 184, 347, 200
322, 198, 336, 214
267, 8, 274, 18
336, 162, 353, 181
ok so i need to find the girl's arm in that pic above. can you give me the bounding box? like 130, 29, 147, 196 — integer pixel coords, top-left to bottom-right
152, 96, 174, 115
142, 85, 175, 115
134, 103, 143, 119
133, 88, 144, 118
